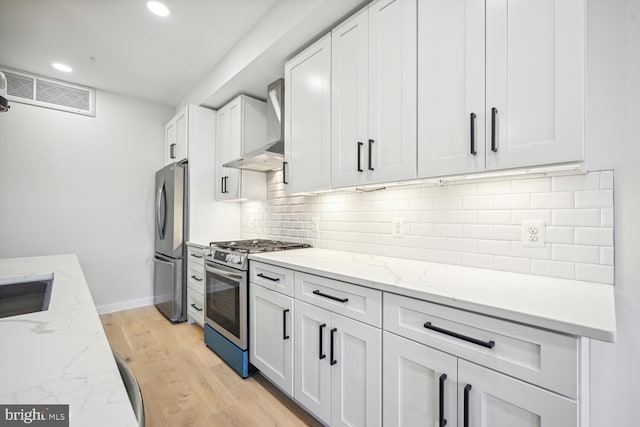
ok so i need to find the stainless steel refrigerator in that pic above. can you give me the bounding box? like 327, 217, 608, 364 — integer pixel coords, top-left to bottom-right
154, 161, 188, 322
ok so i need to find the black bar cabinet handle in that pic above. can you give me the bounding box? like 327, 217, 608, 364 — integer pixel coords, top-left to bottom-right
319, 323, 326, 360
330, 327, 337, 365
190, 303, 203, 312
439, 374, 448, 427
313, 290, 348, 303
257, 273, 280, 282
357, 141, 363, 172
464, 384, 472, 427
368, 139, 374, 171
424, 322, 495, 349
491, 107, 498, 152
470, 113, 477, 155
283, 309, 290, 340
190, 275, 203, 282
224, 176, 229, 193
220, 177, 224, 194
170, 143, 176, 159
283, 161, 288, 184
190, 253, 203, 259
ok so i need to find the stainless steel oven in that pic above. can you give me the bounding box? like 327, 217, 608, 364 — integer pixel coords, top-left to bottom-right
204, 260, 246, 350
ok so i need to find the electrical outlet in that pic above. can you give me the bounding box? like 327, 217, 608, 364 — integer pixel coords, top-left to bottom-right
392, 217, 405, 238
311, 217, 320, 232
521, 221, 546, 248
247, 217, 255, 228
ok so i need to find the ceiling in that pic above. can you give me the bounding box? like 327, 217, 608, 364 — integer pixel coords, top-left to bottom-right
0, 0, 278, 106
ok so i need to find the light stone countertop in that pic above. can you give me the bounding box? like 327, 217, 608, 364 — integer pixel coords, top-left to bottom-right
0, 254, 138, 427
249, 248, 617, 342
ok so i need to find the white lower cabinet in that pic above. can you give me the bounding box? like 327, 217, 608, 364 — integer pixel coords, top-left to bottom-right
294, 299, 382, 427
249, 283, 294, 396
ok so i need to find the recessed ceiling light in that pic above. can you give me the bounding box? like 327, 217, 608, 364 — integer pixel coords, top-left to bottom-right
147, 1, 170, 17
52, 63, 72, 73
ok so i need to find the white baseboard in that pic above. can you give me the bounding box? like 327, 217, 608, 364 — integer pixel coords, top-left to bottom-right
96, 296, 155, 315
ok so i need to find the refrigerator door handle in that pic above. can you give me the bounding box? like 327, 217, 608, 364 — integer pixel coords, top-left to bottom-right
156, 179, 166, 240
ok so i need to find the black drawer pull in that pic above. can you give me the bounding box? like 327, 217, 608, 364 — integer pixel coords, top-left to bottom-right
439, 373, 447, 427
319, 323, 326, 360
464, 384, 472, 427
283, 161, 288, 184
257, 273, 280, 282
470, 112, 477, 156
313, 290, 348, 303
423, 322, 495, 349
190, 303, 203, 312
283, 309, 290, 340
357, 141, 363, 172
190, 253, 203, 259
330, 327, 337, 366
491, 107, 498, 152
368, 139, 374, 171
190, 275, 203, 282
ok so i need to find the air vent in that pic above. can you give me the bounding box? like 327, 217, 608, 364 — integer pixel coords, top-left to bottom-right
0, 66, 95, 116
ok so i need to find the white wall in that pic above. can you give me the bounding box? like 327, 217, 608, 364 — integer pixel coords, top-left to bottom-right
586, 0, 640, 425
0, 90, 173, 311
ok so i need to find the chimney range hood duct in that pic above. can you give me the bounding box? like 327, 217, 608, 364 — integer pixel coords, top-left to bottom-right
223, 79, 284, 172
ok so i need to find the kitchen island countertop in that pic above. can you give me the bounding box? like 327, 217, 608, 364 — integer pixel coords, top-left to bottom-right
0, 254, 138, 427
250, 248, 616, 342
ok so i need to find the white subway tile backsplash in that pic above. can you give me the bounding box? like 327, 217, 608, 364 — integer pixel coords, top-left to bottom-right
600, 171, 614, 189
553, 209, 601, 226
552, 173, 600, 192
546, 226, 575, 244
530, 192, 574, 209
462, 224, 493, 239
462, 253, 493, 269
511, 177, 552, 193
575, 190, 614, 208
601, 247, 614, 265
493, 256, 530, 274
575, 227, 613, 246
552, 244, 600, 264
531, 259, 575, 280
243, 170, 614, 285
493, 194, 530, 209
575, 263, 614, 284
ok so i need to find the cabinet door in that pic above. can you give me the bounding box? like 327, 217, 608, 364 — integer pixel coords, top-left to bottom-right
284, 33, 332, 193
418, 0, 485, 178
367, 0, 417, 184
249, 283, 294, 396
175, 108, 188, 161
215, 105, 230, 200
485, 0, 584, 170
330, 313, 382, 427
225, 98, 242, 199
294, 300, 332, 424
383, 331, 457, 427
331, 7, 369, 188
458, 359, 577, 427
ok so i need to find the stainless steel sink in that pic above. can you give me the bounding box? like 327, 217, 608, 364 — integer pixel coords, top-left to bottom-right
0, 273, 53, 318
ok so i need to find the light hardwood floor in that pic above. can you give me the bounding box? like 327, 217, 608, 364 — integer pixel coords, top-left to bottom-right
101, 305, 323, 427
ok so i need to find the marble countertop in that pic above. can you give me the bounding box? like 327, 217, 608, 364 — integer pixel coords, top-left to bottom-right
0, 254, 138, 427
249, 248, 617, 342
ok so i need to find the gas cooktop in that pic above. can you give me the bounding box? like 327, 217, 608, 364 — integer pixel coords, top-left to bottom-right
209, 239, 311, 254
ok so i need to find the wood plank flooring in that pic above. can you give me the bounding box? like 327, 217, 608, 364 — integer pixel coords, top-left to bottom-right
101, 305, 322, 427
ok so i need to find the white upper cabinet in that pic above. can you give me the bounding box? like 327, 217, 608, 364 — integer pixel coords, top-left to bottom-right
215, 95, 267, 201
332, 0, 417, 188
418, 0, 585, 177
284, 33, 332, 193
417, 0, 485, 178
485, 0, 584, 170
164, 107, 188, 164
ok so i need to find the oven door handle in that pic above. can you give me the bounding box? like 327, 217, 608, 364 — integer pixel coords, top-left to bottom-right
205, 262, 244, 281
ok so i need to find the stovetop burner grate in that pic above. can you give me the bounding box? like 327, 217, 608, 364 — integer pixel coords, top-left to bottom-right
209, 239, 311, 254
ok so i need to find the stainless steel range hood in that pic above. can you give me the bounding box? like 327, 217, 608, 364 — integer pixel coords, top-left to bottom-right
223, 79, 284, 172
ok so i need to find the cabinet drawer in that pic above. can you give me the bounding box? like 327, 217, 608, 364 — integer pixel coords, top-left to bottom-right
187, 247, 205, 266
250, 261, 295, 297
384, 293, 579, 398
187, 264, 204, 293
187, 288, 204, 326
295, 271, 382, 328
